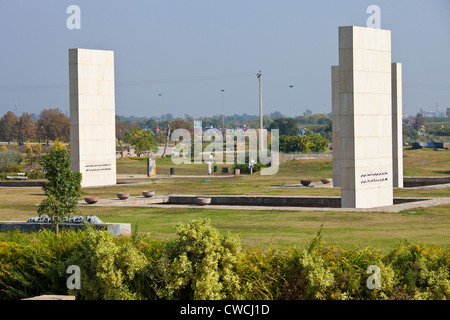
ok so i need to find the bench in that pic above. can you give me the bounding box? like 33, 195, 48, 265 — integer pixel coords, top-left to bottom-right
6, 173, 28, 180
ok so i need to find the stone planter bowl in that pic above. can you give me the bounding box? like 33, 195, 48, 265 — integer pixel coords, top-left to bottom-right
84, 197, 99, 204
321, 178, 332, 184
300, 180, 311, 187
142, 191, 155, 198
197, 197, 211, 206
117, 193, 130, 200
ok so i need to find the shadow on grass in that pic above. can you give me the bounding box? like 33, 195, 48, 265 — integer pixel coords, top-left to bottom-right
433, 170, 450, 175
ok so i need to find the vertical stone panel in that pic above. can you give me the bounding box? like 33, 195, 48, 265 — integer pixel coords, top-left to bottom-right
338, 26, 393, 208
69, 48, 116, 188
392, 63, 403, 188
331, 66, 341, 187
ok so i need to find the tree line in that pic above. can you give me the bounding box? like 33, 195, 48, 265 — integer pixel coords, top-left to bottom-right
0, 109, 332, 147
0, 109, 70, 144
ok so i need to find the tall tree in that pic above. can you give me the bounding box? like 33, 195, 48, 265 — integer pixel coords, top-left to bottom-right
38, 144, 81, 234
18, 112, 36, 143
0, 111, 19, 144
124, 128, 158, 157
37, 108, 70, 142
414, 113, 426, 131
115, 118, 138, 141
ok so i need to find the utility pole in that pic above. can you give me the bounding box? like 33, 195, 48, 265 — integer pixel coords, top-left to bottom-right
221, 89, 225, 135
257, 71, 263, 152
158, 93, 162, 109
289, 85, 294, 117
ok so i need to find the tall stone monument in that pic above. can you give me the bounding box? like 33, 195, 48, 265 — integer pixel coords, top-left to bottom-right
331, 65, 341, 188
391, 63, 403, 188
69, 48, 116, 188
338, 26, 393, 208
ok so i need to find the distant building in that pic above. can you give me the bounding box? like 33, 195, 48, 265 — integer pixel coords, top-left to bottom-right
419, 108, 445, 117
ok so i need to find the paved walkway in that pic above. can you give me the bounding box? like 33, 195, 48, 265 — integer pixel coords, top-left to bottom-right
78, 194, 450, 213
117, 173, 238, 179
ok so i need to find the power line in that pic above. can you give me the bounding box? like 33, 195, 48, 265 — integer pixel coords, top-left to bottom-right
0, 72, 449, 92
0, 72, 256, 92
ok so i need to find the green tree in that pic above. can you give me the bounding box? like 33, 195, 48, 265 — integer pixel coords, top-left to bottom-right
37, 144, 81, 234
268, 117, 299, 136
308, 133, 329, 152
279, 135, 312, 153
124, 128, 158, 157
410, 129, 419, 140
0, 149, 23, 171
414, 114, 426, 131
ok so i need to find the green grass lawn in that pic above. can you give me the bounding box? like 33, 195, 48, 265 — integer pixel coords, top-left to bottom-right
403, 147, 450, 176
85, 204, 450, 250
1, 147, 449, 251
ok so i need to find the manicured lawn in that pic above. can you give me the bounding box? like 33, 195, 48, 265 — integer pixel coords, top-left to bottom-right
1, 147, 449, 251
403, 147, 450, 176
81, 204, 450, 250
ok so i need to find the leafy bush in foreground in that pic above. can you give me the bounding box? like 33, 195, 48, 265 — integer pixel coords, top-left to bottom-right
147, 218, 246, 300
0, 221, 449, 300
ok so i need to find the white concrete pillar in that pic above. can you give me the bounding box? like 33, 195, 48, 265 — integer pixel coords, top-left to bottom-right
331, 65, 341, 187
392, 63, 403, 188
338, 26, 393, 208
69, 48, 117, 188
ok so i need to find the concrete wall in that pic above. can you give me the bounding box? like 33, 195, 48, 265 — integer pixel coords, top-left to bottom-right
338, 26, 393, 208
392, 63, 404, 188
69, 48, 116, 188
331, 65, 341, 187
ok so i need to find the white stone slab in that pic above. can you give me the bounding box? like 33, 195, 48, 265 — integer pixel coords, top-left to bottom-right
338, 26, 394, 208
69, 48, 117, 188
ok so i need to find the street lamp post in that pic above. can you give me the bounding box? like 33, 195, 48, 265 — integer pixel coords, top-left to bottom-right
221, 89, 225, 134
257, 71, 263, 152
289, 85, 294, 117
158, 93, 162, 119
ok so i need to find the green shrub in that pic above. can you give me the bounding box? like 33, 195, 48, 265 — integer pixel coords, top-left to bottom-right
232, 161, 266, 174
0, 150, 23, 171
0, 229, 84, 300
0, 224, 449, 300
26, 170, 46, 180
308, 133, 329, 152
66, 227, 147, 300
279, 134, 329, 153
148, 218, 247, 300
0, 164, 22, 173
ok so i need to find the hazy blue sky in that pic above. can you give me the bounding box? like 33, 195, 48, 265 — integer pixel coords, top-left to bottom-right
0, 0, 449, 118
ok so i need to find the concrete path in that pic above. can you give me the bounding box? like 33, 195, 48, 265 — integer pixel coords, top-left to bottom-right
78, 194, 450, 213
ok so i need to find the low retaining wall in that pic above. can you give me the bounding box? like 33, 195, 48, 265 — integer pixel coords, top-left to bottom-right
404, 177, 450, 187
0, 221, 131, 236
167, 195, 425, 208
0, 181, 44, 187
